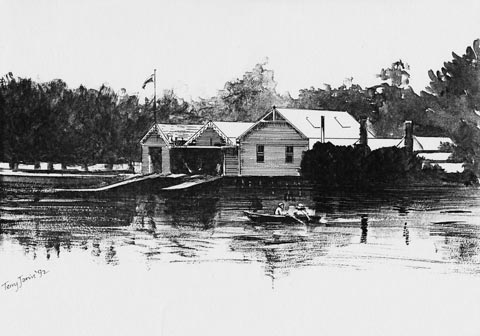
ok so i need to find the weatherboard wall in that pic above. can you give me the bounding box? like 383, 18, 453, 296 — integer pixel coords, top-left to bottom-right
223, 147, 239, 176
239, 121, 308, 176
141, 134, 171, 174
194, 127, 226, 147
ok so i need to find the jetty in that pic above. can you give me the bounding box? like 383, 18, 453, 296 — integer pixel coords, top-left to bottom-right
161, 175, 222, 191
52, 173, 222, 193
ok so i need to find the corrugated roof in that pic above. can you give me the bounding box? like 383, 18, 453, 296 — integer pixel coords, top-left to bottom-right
213, 121, 254, 143
157, 124, 203, 142
276, 108, 361, 139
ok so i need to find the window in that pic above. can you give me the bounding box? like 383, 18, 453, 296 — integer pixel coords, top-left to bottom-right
256, 145, 264, 163
285, 146, 293, 163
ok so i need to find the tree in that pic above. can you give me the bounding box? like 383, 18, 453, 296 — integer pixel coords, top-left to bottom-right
38, 79, 72, 166
116, 91, 147, 167
1, 76, 49, 167
194, 62, 291, 121
364, 60, 447, 138
156, 89, 200, 124
377, 60, 411, 88
294, 83, 373, 123
422, 39, 480, 172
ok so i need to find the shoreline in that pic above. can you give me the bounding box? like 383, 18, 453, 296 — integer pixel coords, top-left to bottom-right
1, 170, 477, 193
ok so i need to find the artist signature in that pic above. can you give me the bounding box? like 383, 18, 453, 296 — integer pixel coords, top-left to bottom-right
2, 269, 49, 292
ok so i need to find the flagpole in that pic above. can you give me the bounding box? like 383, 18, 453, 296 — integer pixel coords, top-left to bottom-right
153, 68, 157, 125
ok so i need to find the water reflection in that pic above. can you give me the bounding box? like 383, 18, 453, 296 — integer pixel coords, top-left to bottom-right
229, 224, 319, 280
360, 215, 368, 244
1, 181, 480, 277
248, 195, 263, 212
403, 222, 410, 246
104, 244, 118, 265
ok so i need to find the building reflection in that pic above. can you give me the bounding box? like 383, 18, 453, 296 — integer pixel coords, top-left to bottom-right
128, 193, 220, 262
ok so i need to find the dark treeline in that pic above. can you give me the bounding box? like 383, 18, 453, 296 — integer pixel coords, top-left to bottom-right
301, 142, 478, 187
1, 79, 151, 170
1, 39, 479, 172
301, 142, 423, 186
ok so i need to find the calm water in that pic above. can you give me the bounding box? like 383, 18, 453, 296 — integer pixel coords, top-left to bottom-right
1, 179, 480, 276
1, 179, 480, 336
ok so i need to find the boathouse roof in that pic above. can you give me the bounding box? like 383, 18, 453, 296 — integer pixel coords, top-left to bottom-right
140, 123, 203, 145
182, 121, 255, 146
213, 121, 255, 143
276, 108, 362, 140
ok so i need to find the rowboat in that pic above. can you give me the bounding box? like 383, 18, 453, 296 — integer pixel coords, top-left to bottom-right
243, 211, 311, 224
243, 211, 328, 224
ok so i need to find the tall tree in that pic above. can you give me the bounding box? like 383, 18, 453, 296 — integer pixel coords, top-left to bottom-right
1, 77, 47, 166
294, 83, 373, 121
367, 60, 444, 137
194, 62, 291, 121
422, 39, 480, 172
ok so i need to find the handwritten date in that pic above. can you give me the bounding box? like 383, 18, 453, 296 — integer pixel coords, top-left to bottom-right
2, 269, 49, 292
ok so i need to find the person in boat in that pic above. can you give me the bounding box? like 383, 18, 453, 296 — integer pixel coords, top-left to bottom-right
274, 202, 286, 215
294, 203, 311, 221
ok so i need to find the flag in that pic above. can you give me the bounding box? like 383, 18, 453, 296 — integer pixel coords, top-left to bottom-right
142, 74, 154, 89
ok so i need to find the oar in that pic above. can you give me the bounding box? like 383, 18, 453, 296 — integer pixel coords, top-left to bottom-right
287, 214, 306, 225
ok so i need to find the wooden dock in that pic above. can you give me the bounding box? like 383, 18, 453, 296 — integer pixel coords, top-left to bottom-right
161, 176, 222, 191
0, 170, 126, 188
53, 173, 187, 193
51, 173, 222, 193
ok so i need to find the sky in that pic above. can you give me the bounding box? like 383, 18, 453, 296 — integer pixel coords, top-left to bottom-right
2, 0, 480, 100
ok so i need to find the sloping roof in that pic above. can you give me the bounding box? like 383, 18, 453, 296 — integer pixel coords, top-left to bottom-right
368, 136, 454, 152
237, 108, 309, 141
414, 136, 453, 151
214, 121, 254, 143
397, 136, 453, 152
276, 108, 362, 139
139, 124, 168, 145
158, 124, 203, 141
183, 121, 255, 146
140, 123, 203, 145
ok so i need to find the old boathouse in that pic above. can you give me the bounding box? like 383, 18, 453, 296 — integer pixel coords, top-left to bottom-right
140, 107, 456, 176
140, 107, 366, 177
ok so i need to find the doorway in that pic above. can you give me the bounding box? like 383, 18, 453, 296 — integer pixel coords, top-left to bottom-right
149, 147, 162, 173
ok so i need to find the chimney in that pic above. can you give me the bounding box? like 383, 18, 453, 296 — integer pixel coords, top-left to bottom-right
359, 118, 368, 146
321, 116, 325, 143
404, 121, 413, 154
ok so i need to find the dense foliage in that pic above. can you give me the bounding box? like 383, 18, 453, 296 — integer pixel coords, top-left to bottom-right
300, 142, 423, 186
191, 61, 291, 121
1, 39, 479, 173
422, 39, 480, 172
0, 79, 151, 169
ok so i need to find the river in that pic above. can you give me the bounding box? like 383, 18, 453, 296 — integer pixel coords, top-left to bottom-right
1, 179, 480, 336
